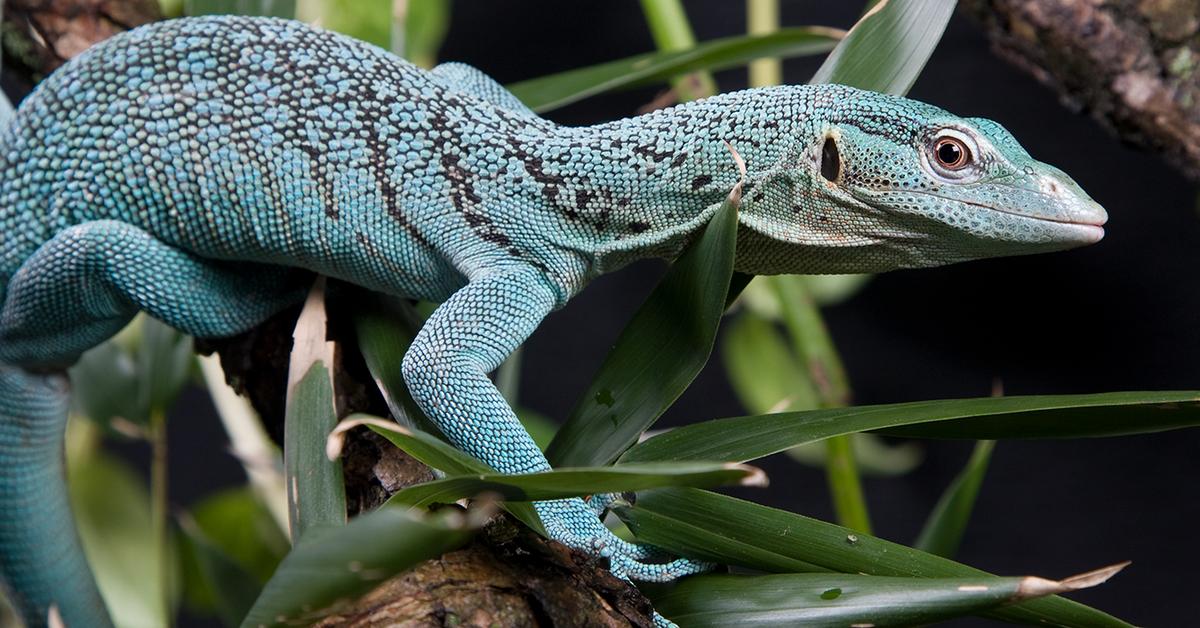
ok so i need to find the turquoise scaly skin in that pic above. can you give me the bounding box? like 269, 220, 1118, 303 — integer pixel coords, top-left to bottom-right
0, 16, 1106, 627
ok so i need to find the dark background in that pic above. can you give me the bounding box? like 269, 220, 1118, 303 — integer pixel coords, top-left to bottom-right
165, 2, 1200, 626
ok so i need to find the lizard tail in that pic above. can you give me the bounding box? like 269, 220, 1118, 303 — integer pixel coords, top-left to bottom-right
0, 365, 113, 628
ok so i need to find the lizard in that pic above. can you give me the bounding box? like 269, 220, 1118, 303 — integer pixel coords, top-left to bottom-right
0, 15, 1107, 628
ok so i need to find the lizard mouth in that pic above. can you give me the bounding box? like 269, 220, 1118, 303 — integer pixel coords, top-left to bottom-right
901, 189, 1107, 244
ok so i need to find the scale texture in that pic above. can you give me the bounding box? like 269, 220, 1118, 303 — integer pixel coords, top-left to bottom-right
0, 16, 1106, 628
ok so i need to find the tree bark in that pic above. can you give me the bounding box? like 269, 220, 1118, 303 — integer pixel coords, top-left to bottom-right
961, 0, 1200, 181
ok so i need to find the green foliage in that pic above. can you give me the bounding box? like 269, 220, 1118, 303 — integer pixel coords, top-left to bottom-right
546, 183, 742, 468
615, 488, 1130, 628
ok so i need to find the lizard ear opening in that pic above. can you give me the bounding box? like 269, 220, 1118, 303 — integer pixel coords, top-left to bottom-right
820, 136, 841, 182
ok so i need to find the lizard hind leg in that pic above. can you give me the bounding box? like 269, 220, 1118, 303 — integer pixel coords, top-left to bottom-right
0, 220, 307, 627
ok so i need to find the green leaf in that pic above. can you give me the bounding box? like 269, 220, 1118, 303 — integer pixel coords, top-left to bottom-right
178, 515, 262, 626
67, 432, 175, 628
239, 506, 481, 628
400, 0, 450, 68
621, 391, 1200, 464
136, 316, 194, 422
915, 440, 995, 558
349, 290, 446, 437
385, 461, 765, 509
329, 416, 544, 534
69, 339, 140, 426
190, 488, 289, 583
284, 282, 346, 542
721, 312, 818, 415
509, 28, 840, 112
651, 569, 1125, 628
184, 0, 295, 17
785, 434, 923, 477
809, 0, 955, 95
546, 182, 742, 468
615, 488, 1130, 628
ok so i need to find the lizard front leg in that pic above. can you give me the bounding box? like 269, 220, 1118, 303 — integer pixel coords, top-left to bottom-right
400, 267, 711, 587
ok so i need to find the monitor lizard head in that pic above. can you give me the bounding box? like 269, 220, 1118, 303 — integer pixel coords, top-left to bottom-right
735, 86, 1107, 275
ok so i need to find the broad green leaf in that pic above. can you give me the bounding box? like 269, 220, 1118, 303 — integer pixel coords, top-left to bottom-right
621, 391, 1200, 464
785, 433, 923, 477
329, 416, 544, 534
136, 317, 194, 423
319, 0, 389, 47
190, 488, 289, 583
184, 0, 294, 17
69, 339, 140, 426
547, 184, 742, 468
350, 290, 445, 437
284, 282, 346, 542
915, 440, 994, 558
239, 506, 481, 628
67, 426, 175, 628
615, 488, 1130, 628
516, 406, 558, 451
399, 0, 450, 68
810, 0, 955, 95
651, 569, 1124, 628
385, 461, 765, 509
178, 515, 262, 626
721, 312, 818, 414
509, 28, 840, 112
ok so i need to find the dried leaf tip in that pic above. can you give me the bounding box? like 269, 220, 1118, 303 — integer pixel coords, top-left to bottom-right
287, 276, 335, 394
724, 140, 748, 205
726, 462, 770, 487
1015, 561, 1131, 600
325, 415, 411, 461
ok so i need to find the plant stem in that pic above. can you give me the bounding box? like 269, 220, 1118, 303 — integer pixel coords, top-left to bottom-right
149, 409, 170, 626
769, 275, 871, 534
747, 0, 782, 87
638, 0, 718, 101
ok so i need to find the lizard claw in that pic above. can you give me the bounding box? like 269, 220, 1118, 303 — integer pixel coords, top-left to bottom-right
535, 497, 715, 582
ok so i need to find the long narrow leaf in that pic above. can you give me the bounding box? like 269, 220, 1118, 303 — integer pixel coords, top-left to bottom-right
614, 488, 1130, 628
385, 461, 765, 509
284, 280, 346, 542
239, 506, 481, 628
651, 568, 1125, 628
349, 291, 445, 437
546, 174, 743, 468
809, 0, 955, 95
621, 391, 1200, 464
509, 28, 840, 112
328, 416, 543, 534
915, 440, 995, 558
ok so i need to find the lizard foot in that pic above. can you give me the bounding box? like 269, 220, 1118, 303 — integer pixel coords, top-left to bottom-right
535, 497, 714, 581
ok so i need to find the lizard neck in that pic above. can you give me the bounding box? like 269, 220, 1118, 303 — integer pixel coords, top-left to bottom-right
535, 87, 811, 275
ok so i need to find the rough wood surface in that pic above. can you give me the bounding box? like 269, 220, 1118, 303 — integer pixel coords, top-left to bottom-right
961, 0, 1200, 180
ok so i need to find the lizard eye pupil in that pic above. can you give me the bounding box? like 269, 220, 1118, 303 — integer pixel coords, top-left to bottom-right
934, 137, 969, 170
820, 136, 840, 182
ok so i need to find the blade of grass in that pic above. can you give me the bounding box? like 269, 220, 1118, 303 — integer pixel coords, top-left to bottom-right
915, 440, 995, 558
284, 279, 346, 542
621, 391, 1200, 464
650, 568, 1126, 628
810, 0, 956, 94
545, 160, 743, 468
507, 28, 840, 112
615, 488, 1131, 628
238, 505, 484, 628
384, 461, 765, 509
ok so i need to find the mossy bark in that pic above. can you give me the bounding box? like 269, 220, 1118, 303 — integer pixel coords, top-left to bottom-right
962, 0, 1200, 181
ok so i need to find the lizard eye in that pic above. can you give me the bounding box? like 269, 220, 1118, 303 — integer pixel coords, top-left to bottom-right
933, 137, 970, 170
